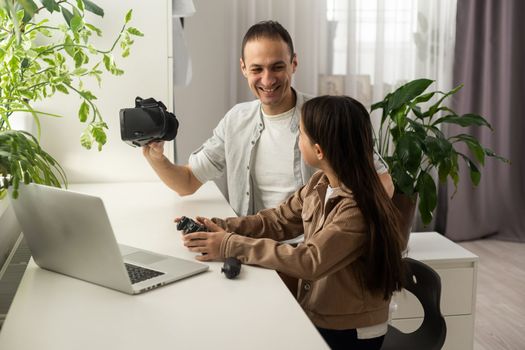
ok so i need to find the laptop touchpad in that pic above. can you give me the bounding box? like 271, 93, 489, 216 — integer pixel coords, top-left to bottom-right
125, 251, 166, 264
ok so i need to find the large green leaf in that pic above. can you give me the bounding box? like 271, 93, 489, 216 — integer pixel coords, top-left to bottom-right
406, 118, 426, 140
423, 136, 453, 165
416, 171, 437, 225
438, 158, 452, 182
453, 134, 485, 165
433, 114, 492, 129
391, 164, 415, 195
458, 153, 481, 185
395, 133, 422, 175
386, 79, 434, 113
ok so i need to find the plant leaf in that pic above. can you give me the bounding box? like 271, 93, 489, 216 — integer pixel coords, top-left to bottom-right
81, 0, 104, 17
433, 114, 492, 129
70, 15, 82, 32
41, 0, 61, 13
125, 9, 132, 23
438, 158, 452, 182
80, 128, 93, 149
483, 148, 510, 163
458, 153, 481, 185
387, 79, 434, 113
391, 164, 415, 196
61, 7, 74, 27
395, 133, 422, 175
17, 0, 38, 21
78, 101, 89, 122
453, 134, 485, 165
127, 27, 144, 37
416, 171, 437, 225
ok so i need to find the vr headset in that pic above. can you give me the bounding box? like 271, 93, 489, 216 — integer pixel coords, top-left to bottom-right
120, 97, 179, 147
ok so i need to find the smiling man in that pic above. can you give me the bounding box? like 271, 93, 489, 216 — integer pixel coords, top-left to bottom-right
143, 21, 393, 216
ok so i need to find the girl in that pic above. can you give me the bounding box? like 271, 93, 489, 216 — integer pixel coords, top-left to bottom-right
182, 95, 406, 350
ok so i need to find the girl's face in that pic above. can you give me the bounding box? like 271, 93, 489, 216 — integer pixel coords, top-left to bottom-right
299, 118, 321, 168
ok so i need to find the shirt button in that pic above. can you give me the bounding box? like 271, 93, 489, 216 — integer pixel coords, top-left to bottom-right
246, 192, 249, 196
251, 141, 255, 145
304, 283, 311, 291
247, 165, 250, 170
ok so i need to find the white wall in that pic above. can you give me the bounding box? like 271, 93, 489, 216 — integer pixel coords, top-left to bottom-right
173, 0, 236, 163
35, 0, 172, 183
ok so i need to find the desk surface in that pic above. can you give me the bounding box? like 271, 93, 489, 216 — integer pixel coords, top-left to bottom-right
0, 182, 329, 350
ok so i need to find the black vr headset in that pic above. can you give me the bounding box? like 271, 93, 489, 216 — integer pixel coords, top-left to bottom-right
120, 97, 179, 147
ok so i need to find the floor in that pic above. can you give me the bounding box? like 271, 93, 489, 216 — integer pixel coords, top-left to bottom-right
459, 239, 525, 350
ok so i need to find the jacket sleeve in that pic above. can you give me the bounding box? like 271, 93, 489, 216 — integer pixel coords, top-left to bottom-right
219, 202, 367, 281
212, 184, 308, 241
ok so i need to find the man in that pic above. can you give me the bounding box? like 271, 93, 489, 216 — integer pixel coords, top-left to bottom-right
143, 21, 393, 216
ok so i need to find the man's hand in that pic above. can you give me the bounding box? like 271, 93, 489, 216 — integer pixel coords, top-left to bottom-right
181, 217, 227, 261
142, 141, 165, 162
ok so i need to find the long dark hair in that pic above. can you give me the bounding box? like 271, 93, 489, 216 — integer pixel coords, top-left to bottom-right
301, 95, 404, 299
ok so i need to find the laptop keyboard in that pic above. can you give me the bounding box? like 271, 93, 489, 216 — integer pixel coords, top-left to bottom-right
125, 263, 165, 284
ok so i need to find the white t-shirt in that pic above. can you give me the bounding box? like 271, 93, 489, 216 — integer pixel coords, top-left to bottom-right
252, 107, 298, 213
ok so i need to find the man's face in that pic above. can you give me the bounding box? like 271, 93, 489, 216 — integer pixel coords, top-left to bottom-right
240, 37, 297, 115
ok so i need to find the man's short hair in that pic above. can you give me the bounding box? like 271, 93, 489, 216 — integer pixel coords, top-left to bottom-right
241, 20, 295, 62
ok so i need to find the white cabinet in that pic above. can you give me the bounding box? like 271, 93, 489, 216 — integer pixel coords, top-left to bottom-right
392, 232, 478, 350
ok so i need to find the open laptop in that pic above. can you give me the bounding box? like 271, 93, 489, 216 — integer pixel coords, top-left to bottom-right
10, 183, 209, 295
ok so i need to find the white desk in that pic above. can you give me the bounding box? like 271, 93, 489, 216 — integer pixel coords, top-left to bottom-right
0, 183, 478, 350
0, 182, 329, 350
397, 232, 479, 350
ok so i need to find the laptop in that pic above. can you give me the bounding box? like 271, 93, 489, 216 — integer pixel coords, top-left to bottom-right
10, 183, 209, 295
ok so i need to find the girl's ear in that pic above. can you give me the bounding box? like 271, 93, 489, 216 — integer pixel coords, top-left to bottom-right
314, 144, 324, 160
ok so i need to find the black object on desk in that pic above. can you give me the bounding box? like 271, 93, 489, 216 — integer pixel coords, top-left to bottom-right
222, 258, 242, 279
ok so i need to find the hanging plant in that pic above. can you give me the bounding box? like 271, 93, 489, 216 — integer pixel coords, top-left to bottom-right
0, 0, 143, 198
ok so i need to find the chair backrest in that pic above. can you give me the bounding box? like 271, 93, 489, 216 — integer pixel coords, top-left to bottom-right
381, 257, 447, 350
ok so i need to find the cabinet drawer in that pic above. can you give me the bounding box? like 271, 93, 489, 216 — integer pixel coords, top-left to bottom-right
392, 266, 474, 318
391, 314, 473, 350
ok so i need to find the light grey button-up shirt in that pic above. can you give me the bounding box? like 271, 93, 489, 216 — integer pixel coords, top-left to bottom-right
189, 90, 387, 216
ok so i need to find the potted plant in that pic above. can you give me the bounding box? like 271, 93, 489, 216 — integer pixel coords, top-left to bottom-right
372, 78, 507, 234
0, 0, 143, 199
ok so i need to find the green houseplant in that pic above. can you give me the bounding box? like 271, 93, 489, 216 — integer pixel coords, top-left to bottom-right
372, 78, 507, 230
0, 0, 143, 199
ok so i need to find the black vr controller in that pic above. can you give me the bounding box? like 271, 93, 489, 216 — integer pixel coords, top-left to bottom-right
176, 216, 208, 234
177, 216, 242, 279
120, 96, 179, 147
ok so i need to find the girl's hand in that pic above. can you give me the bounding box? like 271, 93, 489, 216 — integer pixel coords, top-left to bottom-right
182, 217, 227, 261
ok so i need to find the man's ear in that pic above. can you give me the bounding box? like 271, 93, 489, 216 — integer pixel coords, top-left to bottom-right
291, 53, 298, 74
240, 58, 248, 77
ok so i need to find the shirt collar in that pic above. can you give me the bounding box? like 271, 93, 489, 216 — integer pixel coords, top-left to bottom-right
314, 173, 355, 200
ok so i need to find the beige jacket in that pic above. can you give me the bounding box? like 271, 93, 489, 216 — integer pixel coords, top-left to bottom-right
214, 171, 391, 330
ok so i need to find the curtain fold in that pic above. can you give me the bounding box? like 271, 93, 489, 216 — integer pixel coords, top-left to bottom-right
444, 0, 525, 241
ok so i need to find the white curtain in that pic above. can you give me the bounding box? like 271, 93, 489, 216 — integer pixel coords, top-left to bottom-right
230, 0, 457, 126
